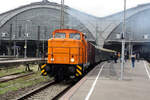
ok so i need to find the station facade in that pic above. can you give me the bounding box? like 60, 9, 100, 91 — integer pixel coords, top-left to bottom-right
1, 0, 150, 57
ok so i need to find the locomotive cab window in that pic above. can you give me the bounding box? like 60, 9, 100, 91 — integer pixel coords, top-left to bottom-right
55, 33, 66, 38
69, 33, 81, 40
84, 35, 87, 40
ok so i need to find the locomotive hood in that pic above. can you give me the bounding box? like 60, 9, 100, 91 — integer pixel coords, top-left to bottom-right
48, 39, 83, 64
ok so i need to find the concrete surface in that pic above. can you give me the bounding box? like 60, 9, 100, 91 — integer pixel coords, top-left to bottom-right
63, 60, 150, 100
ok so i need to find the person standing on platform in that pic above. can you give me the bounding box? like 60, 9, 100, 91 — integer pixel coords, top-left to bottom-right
117, 52, 121, 62
114, 52, 118, 63
131, 53, 136, 68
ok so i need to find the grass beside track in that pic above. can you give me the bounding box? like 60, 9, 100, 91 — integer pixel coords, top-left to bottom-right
0, 64, 51, 95
0, 72, 51, 95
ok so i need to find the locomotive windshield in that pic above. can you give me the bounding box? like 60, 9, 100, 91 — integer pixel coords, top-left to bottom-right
55, 33, 66, 38
69, 33, 81, 40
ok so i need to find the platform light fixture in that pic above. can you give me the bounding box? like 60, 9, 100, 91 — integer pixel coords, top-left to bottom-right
1, 32, 7, 37
143, 34, 148, 39
116, 33, 121, 39
13, 35, 16, 57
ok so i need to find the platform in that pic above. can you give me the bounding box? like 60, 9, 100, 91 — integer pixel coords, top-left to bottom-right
61, 60, 150, 100
0, 58, 46, 64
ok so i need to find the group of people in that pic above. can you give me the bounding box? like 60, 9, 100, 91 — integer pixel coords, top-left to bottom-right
113, 52, 139, 68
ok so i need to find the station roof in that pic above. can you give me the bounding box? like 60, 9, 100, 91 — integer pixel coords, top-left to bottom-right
98, 3, 150, 46
0, 1, 99, 41
1, 1, 150, 47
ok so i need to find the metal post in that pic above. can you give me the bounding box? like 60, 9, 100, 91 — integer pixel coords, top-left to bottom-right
42, 40, 44, 57
24, 20, 31, 58
24, 21, 28, 58
60, 0, 64, 29
43, 34, 45, 57
0, 39, 1, 50
43, 26, 47, 57
129, 42, 131, 58
13, 35, 16, 56
121, 0, 126, 80
96, 22, 98, 44
24, 39, 27, 58
8, 24, 13, 56
37, 26, 40, 58
14, 41, 16, 56
16, 47, 19, 58
131, 43, 133, 57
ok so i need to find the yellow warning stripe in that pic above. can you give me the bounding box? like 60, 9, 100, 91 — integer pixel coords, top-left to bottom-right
41, 69, 45, 73
76, 73, 79, 76
41, 64, 46, 69
77, 65, 82, 70
43, 72, 47, 75
76, 69, 82, 75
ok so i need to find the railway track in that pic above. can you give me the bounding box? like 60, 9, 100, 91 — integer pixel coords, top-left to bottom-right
52, 83, 73, 100
0, 72, 21, 78
16, 80, 74, 100
0, 72, 34, 83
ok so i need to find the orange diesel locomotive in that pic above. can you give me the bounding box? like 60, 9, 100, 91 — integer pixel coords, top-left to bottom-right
41, 29, 99, 81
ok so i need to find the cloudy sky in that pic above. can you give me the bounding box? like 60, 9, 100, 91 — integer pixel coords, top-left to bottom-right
0, 0, 150, 17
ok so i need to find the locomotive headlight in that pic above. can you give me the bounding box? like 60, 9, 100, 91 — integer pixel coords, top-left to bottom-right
51, 58, 54, 61
71, 58, 75, 62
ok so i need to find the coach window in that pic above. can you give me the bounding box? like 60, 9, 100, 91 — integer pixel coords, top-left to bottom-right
55, 33, 66, 38
69, 33, 81, 40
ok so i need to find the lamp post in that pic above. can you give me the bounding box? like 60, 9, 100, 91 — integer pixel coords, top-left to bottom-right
43, 27, 47, 57
24, 34, 27, 58
42, 37, 45, 57
13, 35, 16, 57
1, 32, 9, 56
24, 33, 29, 58
24, 20, 31, 58
120, 0, 126, 80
